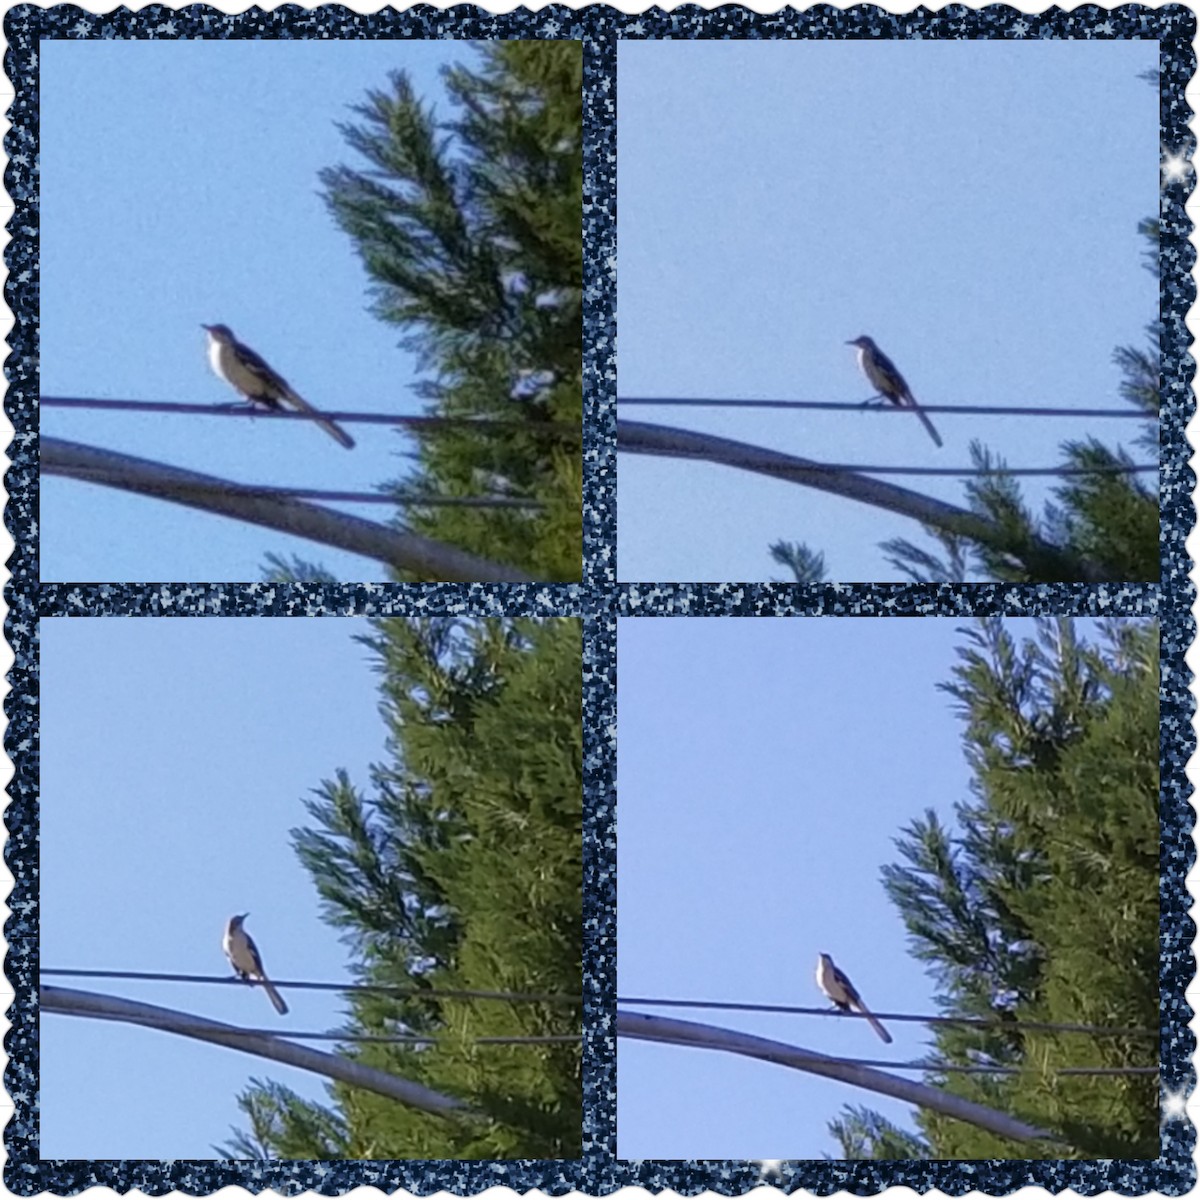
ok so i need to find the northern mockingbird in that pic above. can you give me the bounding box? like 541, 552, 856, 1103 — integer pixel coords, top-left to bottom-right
223, 914, 288, 1015
203, 324, 355, 449
816, 951, 892, 1043
846, 335, 943, 449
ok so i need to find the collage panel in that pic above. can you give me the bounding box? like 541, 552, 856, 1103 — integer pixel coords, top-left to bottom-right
617, 615, 1161, 1160
616, 39, 1160, 585
39, 615, 582, 1160
39, 38, 582, 585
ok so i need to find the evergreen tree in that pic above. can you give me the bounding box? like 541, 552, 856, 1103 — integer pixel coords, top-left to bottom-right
221, 617, 582, 1159
827, 1106, 929, 1160
769, 540, 828, 583
830, 618, 1158, 1159
322, 43, 582, 581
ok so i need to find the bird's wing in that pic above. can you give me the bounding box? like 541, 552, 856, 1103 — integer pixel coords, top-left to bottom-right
244, 935, 267, 979
835, 967, 893, 1042
873, 346, 903, 383
234, 342, 294, 398
226, 339, 354, 448
831, 963, 864, 1008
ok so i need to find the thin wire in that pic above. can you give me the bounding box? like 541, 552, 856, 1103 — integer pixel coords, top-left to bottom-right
744, 461, 1155, 478
42, 395, 581, 438
47, 396, 1152, 478
788, 1056, 1157, 1078
619, 396, 1150, 418
229, 1028, 580, 1046
45, 968, 581, 1005
633, 449, 1157, 478
53, 467, 545, 509
617, 997, 1158, 1038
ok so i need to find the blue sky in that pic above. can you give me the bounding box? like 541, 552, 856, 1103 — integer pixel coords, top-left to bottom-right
616, 616, 1109, 1160
40, 617, 389, 1158
40, 41, 481, 583
616, 41, 1159, 582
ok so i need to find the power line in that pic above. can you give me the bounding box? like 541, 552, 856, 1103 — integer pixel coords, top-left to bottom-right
188, 1023, 1146, 1065
42, 436, 536, 583
689, 459, 1157, 479
622, 445, 1156, 478
617, 997, 1157, 1038
42, 395, 581, 438
45, 985, 473, 1119
44, 968, 582, 1005
618, 418, 1122, 582
223, 1028, 580, 1046
783, 1056, 1157, 1078
57, 459, 1148, 492
52, 468, 545, 509
619, 396, 1150, 418
617, 422, 1155, 478
620, 1009, 1057, 1144
620, 419, 1139, 579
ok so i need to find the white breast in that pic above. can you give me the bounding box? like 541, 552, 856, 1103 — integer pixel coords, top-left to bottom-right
207, 334, 264, 399
208, 335, 236, 386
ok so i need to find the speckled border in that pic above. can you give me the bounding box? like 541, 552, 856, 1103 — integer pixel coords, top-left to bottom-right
4, 3, 1194, 1195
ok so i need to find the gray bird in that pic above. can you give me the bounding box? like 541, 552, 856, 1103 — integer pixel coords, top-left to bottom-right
816, 951, 892, 1043
203, 323, 355, 449
846, 335, 943, 449
223, 913, 288, 1015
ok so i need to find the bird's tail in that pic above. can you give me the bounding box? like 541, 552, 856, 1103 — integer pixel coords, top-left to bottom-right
282, 388, 355, 450
260, 976, 289, 1015
855, 1002, 892, 1043
908, 398, 943, 448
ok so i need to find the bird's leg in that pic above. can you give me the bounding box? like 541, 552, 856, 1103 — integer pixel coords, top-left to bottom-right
860, 395, 887, 409
233, 394, 266, 424
214, 398, 262, 428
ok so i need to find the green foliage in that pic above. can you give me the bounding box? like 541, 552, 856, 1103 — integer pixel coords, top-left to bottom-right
828, 1105, 931, 1159
224, 618, 582, 1159
882, 529, 971, 584
880, 433, 1157, 584
769, 540, 828, 582
836, 619, 1159, 1159
323, 43, 582, 581
261, 552, 342, 584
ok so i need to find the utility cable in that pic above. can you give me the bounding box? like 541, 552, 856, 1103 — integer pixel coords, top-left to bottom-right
221, 1028, 581, 1045
619, 396, 1151, 418
42, 437, 534, 584
618, 996, 1157, 1038
42, 395, 581, 438
51, 468, 545, 509
44, 968, 582, 1005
